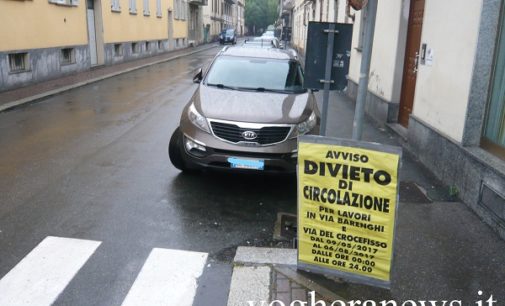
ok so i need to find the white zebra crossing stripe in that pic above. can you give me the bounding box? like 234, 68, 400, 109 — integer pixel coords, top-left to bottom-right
121, 248, 208, 306
0, 236, 101, 306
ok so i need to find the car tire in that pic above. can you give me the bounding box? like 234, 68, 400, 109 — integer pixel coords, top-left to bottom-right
169, 128, 193, 172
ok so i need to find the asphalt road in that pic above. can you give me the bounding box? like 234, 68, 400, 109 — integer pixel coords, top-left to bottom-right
0, 47, 296, 306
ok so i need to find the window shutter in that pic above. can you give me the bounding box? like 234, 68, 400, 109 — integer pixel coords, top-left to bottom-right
111, 0, 121, 11
156, 0, 161, 16
143, 0, 149, 15
130, 0, 137, 13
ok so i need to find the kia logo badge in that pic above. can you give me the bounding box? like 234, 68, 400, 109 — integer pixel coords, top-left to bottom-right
242, 130, 258, 140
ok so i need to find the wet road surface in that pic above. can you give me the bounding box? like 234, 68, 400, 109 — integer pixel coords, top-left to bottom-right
0, 47, 297, 305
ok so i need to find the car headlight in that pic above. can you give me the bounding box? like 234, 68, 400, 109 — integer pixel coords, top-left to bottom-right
188, 103, 211, 133
296, 112, 317, 136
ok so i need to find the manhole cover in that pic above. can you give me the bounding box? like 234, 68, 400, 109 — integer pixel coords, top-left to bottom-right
399, 181, 432, 204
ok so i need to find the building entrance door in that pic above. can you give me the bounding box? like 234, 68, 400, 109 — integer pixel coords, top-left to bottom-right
398, 0, 425, 127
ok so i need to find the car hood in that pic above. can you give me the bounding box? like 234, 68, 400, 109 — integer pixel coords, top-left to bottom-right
193, 85, 315, 124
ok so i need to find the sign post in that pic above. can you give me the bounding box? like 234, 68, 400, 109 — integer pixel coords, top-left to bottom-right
297, 135, 402, 289
320, 23, 336, 137
303, 22, 353, 136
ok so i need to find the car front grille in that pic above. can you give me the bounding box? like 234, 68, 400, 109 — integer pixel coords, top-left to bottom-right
210, 121, 292, 145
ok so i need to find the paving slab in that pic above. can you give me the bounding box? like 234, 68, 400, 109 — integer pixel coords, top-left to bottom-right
227, 266, 271, 306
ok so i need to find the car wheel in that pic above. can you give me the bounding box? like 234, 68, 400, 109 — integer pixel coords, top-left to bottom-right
169, 128, 193, 172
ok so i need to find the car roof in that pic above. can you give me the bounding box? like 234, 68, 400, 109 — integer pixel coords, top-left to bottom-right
218, 46, 296, 61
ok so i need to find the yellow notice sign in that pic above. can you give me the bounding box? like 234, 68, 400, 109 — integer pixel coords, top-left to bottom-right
297, 136, 401, 289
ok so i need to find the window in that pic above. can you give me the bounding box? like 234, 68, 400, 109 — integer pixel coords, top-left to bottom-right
482, 12, 505, 159
48, 0, 79, 6
8, 53, 30, 73
111, 0, 120, 11
60, 48, 75, 65
175, 0, 185, 19
156, 0, 161, 17
132, 42, 139, 54
129, 0, 137, 14
143, 0, 149, 15
114, 44, 123, 57
205, 57, 306, 93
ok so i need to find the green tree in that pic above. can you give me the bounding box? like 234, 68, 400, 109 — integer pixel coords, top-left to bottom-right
245, 0, 278, 35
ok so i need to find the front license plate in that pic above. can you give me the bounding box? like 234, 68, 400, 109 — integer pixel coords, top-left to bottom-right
227, 157, 264, 170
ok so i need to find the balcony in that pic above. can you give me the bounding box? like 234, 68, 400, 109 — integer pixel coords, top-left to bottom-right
188, 0, 208, 6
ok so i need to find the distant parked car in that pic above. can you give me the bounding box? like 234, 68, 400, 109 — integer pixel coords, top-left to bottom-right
262, 30, 275, 38
219, 29, 237, 45
242, 37, 281, 49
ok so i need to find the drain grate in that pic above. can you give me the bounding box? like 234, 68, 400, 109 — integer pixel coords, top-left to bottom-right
274, 212, 298, 246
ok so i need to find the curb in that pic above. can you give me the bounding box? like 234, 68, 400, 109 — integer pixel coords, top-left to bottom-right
228, 247, 348, 305
0, 44, 220, 113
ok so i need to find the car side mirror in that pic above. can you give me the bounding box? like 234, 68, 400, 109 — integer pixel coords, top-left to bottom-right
193, 68, 203, 83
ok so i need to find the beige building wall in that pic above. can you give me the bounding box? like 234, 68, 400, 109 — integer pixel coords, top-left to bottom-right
0, 0, 88, 52
348, 0, 407, 103
173, 19, 189, 38
101, 0, 168, 43
411, 0, 482, 142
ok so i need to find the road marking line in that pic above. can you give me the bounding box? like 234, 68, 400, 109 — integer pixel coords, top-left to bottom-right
0, 236, 101, 306
121, 248, 208, 306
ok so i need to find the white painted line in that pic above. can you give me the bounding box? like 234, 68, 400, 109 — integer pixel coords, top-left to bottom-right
121, 248, 208, 306
0, 236, 101, 306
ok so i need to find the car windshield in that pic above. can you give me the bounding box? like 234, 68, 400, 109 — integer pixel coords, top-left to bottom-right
226, 29, 234, 35
205, 56, 305, 93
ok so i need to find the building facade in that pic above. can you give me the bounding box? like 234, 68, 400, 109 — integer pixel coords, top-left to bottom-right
236, 0, 245, 36
0, 0, 90, 91
288, 0, 352, 55
0, 0, 205, 91
202, 0, 243, 42
347, 0, 505, 239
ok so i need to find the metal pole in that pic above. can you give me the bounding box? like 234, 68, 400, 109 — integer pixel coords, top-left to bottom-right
320, 23, 336, 136
352, 0, 378, 140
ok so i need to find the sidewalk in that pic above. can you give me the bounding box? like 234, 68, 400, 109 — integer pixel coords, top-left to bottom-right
0, 42, 220, 112
226, 91, 505, 305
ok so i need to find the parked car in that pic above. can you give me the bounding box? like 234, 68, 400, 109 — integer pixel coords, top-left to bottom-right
219, 29, 237, 45
168, 47, 320, 173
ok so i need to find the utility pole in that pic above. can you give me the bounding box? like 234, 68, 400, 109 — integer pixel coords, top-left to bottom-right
351, 0, 377, 140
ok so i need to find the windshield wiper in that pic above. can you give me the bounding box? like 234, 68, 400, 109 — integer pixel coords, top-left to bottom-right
251, 87, 292, 94
206, 83, 238, 90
